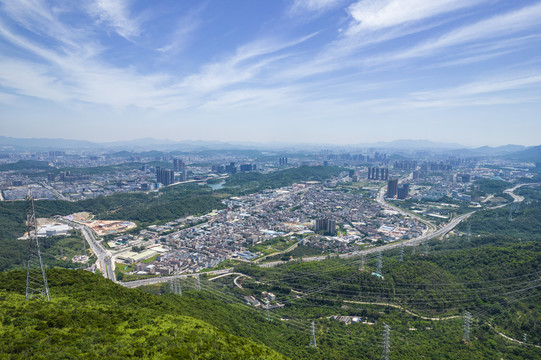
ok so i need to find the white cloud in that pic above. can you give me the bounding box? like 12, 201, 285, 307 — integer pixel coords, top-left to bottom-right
1, 0, 540, 137
0, 56, 72, 102
348, 0, 490, 34
414, 74, 541, 99
86, 0, 140, 40
347, 0, 487, 34
290, 0, 345, 13
380, 3, 541, 63
157, 17, 200, 53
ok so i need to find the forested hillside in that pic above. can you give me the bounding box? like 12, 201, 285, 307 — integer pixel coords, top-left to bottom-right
0, 270, 286, 359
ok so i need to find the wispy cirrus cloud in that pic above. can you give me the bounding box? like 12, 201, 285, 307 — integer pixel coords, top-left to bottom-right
289, 0, 346, 14
86, 0, 141, 40
346, 0, 488, 34
0, 0, 319, 112
0, 0, 540, 129
377, 2, 541, 63
365, 72, 541, 111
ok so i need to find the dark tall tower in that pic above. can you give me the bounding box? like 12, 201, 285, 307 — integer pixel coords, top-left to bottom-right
173, 158, 186, 172
387, 179, 398, 198
397, 183, 409, 199
157, 168, 175, 185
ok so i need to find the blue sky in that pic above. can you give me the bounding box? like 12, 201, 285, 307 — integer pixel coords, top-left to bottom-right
0, 0, 540, 146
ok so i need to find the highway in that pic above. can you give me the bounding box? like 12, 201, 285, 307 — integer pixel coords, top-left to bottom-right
121, 268, 233, 288
376, 183, 437, 233
40, 182, 70, 201
504, 183, 528, 203
79, 226, 116, 282
59, 216, 117, 282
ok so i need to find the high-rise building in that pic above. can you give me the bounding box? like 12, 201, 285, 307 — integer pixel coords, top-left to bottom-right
240, 164, 255, 172
156, 168, 175, 186
279, 157, 288, 167
315, 218, 336, 235
225, 162, 237, 174
397, 183, 409, 199
173, 158, 186, 172
387, 179, 398, 198
460, 174, 471, 183
47, 173, 55, 182
368, 167, 388, 180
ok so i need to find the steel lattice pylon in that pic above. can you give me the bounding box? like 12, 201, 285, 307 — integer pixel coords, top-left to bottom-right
25, 192, 50, 301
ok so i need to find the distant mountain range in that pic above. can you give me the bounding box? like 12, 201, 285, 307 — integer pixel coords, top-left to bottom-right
503, 145, 541, 162
360, 139, 465, 149
0, 136, 538, 160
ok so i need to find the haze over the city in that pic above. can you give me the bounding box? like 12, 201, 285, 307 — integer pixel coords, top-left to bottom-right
1, 0, 540, 146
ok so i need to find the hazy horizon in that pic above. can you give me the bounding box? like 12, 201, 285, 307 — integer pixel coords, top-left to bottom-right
1, 1, 540, 146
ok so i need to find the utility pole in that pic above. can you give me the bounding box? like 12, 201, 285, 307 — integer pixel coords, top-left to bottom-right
309, 320, 317, 348
376, 251, 382, 275
382, 323, 391, 360
399, 242, 404, 262
25, 192, 51, 301
463, 311, 471, 342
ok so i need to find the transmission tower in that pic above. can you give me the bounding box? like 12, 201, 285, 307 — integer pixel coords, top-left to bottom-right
523, 333, 527, 345
170, 279, 182, 295
508, 204, 514, 222
265, 301, 271, 322
196, 274, 201, 291
25, 192, 51, 301
360, 253, 365, 271
309, 320, 317, 348
399, 242, 404, 262
381, 323, 391, 360
466, 224, 471, 242
463, 311, 471, 342
424, 238, 429, 256
376, 251, 382, 274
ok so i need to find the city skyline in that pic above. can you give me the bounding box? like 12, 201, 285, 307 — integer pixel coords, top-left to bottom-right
1, 0, 541, 146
